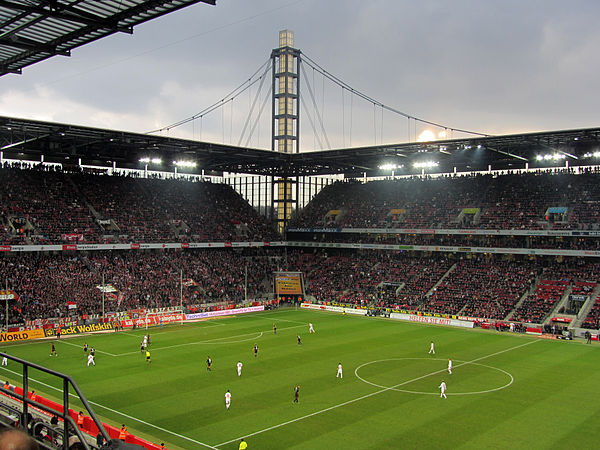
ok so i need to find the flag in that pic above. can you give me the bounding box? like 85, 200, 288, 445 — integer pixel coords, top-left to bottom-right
117, 292, 125, 308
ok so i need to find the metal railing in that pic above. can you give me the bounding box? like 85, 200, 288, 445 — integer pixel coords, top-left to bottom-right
0, 350, 110, 449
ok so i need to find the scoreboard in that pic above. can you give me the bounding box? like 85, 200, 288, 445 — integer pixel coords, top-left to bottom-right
274, 272, 304, 296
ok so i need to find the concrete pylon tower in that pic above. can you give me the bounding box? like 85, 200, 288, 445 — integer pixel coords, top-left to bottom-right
271, 30, 301, 233
271, 29, 300, 154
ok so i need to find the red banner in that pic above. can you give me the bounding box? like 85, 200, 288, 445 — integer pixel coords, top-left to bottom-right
120, 313, 184, 328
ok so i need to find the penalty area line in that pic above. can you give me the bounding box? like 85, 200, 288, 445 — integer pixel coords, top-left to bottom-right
114, 322, 305, 356
214, 338, 539, 447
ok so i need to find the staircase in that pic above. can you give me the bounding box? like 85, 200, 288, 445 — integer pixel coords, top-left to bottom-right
571, 284, 600, 328
505, 279, 537, 320
543, 286, 573, 325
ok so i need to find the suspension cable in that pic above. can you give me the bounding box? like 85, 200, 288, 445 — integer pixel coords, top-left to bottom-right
301, 53, 489, 137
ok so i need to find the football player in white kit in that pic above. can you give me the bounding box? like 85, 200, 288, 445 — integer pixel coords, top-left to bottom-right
237, 361, 243, 377
225, 390, 231, 410
439, 381, 447, 399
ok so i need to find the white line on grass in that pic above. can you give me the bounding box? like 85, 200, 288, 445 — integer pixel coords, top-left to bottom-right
113, 324, 304, 356
355, 358, 514, 395
255, 314, 307, 325
0, 366, 218, 449
214, 338, 539, 447
58, 339, 117, 357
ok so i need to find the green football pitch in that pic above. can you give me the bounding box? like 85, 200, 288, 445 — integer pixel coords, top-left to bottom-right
2, 308, 599, 449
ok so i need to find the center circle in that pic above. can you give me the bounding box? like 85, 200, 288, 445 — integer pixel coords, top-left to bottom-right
354, 358, 513, 395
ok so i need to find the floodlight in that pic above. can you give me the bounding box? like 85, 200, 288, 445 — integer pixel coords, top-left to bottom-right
417, 130, 435, 142
173, 160, 197, 168
413, 161, 439, 169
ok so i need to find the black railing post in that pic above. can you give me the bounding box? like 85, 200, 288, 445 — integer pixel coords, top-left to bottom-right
22, 364, 28, 430
63, 378, 69, 450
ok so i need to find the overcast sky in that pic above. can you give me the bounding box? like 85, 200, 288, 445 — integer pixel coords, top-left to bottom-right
0, 0, 598, 151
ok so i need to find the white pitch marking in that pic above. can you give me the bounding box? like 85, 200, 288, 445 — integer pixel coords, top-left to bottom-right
355, 358, 514, 395
214, 339, 539, 447
58, 339, 117, 357
0, 366, 217, 449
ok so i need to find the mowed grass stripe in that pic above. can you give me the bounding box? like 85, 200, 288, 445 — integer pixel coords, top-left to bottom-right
2, 309, 599, 449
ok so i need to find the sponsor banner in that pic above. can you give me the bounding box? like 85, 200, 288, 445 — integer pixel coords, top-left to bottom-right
186, 305, 264, 320
120, 313, 184, 328
526, 327, 542, 335
300, 304, 367, 316
0, 329, 44, 342
0, 329, 45, 342
76, 244, 101, 251
390, 312, 474, 328
0, 236, 598, 256
43, 323, 114, 337
301, 303, 327, 311
0, 246, 11, 252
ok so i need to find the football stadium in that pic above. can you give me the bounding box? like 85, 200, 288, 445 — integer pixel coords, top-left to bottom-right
0, 1, 599, 449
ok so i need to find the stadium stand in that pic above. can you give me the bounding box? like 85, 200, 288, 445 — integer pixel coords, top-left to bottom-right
0, 165, 277, 245
2, 165, 600, 328
290, 172, 600, 231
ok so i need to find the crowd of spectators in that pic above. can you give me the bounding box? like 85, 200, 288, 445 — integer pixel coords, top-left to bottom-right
1, 248, 600, 327
0, 249, 281, 324
0, 165, 278, 245
3, 164, 600, 328
290, 172, 600, 232
509, 261, 600, 323
416, 258, 536, 318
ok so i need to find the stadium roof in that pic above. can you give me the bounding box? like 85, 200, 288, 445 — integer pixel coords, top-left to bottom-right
1, 115, 600, 177
0, 0, 215, 77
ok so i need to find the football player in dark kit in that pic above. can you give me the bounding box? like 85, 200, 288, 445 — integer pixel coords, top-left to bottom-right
293, 385, 300, 403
